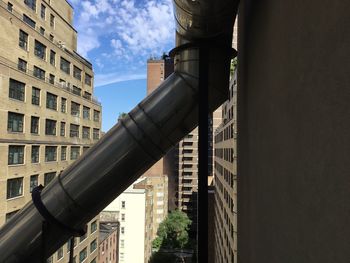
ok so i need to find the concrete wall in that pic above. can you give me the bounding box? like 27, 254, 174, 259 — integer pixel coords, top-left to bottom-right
238, 1, 350, 262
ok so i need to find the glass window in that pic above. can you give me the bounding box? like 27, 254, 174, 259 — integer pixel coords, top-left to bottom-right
7, 2, 13, 12
73, 66, 82, 81
57, 247, 63, 260
93, 110, 100, 122
82, 126, 90, 139
34, 40, 46, 60
24, 0, 36, 10
91, 220, 97, 233
60, 57, 70, 74
50, 14, 55, 27
23, 14, 36, 28
72, 86, 81, 96
40, 4, 46, 19
83, 106, 90, 119
70, 124, 79, 138
85, 74, 92, 86
93, 129, 100, 140
32, 87, 40, 105
19, 30, 28, 50
49, 74, 55, 84
8, 112, 24, 132
8, 146, 24, 165
44, 172, 55, 186
79, 247, 87, 263
31, 146, 39, 163
33, 66, 45, 80
50, 50, 55, 66
83, 92, 91, 100
60, 122, 65, 136
39, 27, 45, 35
61, 146, 67, 161
30, 174, 38, 192
7, 178, 23, 199
121, 201, 125, 208
31, 116, 39, 134
18, 58, 27, 72
61, 98, 67, 113
70, 146, 80, 160
9, 78, 25, 101
71, 102, 80, 117
45, 146, 57, 162
46, 92, 57, 110
90, 239, 97, 252
121, 214, 125, 221
45, 119, 56, 135
121, 227, 125, 234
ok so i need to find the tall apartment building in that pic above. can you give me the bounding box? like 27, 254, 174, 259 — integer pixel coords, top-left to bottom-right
213, 72, 237, 263
0, 0, 102, 262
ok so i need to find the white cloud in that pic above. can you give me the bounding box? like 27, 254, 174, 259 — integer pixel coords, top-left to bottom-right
95, 72, 146, 87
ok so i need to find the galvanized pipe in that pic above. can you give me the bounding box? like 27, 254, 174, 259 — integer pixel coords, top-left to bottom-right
0, 0, 237, 262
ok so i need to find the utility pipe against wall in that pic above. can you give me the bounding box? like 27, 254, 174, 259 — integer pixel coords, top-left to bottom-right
0, 0, 237, 262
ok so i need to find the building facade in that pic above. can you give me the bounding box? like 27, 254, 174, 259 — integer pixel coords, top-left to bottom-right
0, 0, 102, 262
98, 222, 119, 263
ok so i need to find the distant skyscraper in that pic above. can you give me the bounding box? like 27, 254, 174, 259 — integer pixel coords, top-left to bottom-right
0, 0, 102, 262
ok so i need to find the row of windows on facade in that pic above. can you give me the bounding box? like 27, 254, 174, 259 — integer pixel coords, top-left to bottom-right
22, 0, 55, 27
214, 210, 235, 263
18, 29, 92, 85
8, 144, 90, 166
215, 122, 235, 143
8, 112, 100, 139
9, 78, 100, 118
214, 161, 235, 189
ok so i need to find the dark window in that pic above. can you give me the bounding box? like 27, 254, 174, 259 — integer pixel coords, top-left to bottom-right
82, 126, 90, 139
45, 146, 57, 162
32, 87, 40, 105
83, 106, 90, 119
18, 58, 27, 72
72, 86, 81, 96
30, 174, 38, 193
8, 146, 24, 165
24, 0, 36, 10
50, 14, 55, 27
19, 30, 28, 50
85, 73, 92, 86
70, 146, 80, 160
33, 66, 45, 80
73, 66, 82, 80
7, 2, 13, 12
60, 57, 70, 74
49, 74, 55, 84
34, 40, 46, 60
121, 201, 125, 208
23, 14, 36, 28
40, 4, 46, 19
90, 239, 97, 252
46, 92, 57, 110
79, 247, 87, 263
70, 124, 79, 138
91, 220, 97, 232
31, 145, 39, 163
8, 112, 24, 132
61, 146, 67, 161
31, 116, 39, 134
9, 79, 25, 101
45, 119, 56, 135
60, 122, 65, 136
71, 102, 80, 117
39, 26, 45, 35
57, 247, 63, 260
83, 92, 91, 100
61, 98, 67, 113
7, 178, 23, 199
93, 128, 100, 140
49, 34, 54, 41
44, 172, 55, 186
93, 110, 100, 122
50, 50, 55, 66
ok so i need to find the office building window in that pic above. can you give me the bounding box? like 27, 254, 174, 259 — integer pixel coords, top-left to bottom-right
72, 86, 81, 96
60, 57, 70, 74
44, 172, 55, 186
46, 92, 57, 110
31, 145, 39, 163
39, 27, 45, 35
61, 146, 67, 161
8, 146, 24, 165
7, 2, 13, 12
30, 174, 38, 192
70, 124, 79, 138
91, 220, 97, 233
71, 102, 80, 117
90, 239, 97, 252
31, 116, 39, 134
45, 119, 56, 135
9, 78, 25, 101
18, 58, 27, 72
121, 214, 125, 221
57, 247, 63, 260
121, 201, 126, 209
19, 30, 28, 50
34, 40, 46, 60
40, 4, 46, 19
50, 14, 55, 27
7, 178, 23, 199
49, 74, 55, 84
61, 98, 67, 113
70, 146, 80, 160
32, 87, 40, 105
45, 146, 57, 162
121, 227, 125, 234
60, 122, 65, 136
73, 66, 82, 80
93, 129, 100, 140
83, 106, 90, 119
83, 92, 91, 100
49, 34, 54, 41
93, 110, 100, 122
50, 50, 55, 66
82, 126, 90, 139
24, 0, 36, 10
85, 73, 92, 86
23, 14, 36, 28
33, 66, 45, 80
79, 247, 87, 263
8, 112, 24, 132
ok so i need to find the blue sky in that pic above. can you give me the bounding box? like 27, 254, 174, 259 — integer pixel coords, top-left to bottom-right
67, 0, 175, 131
